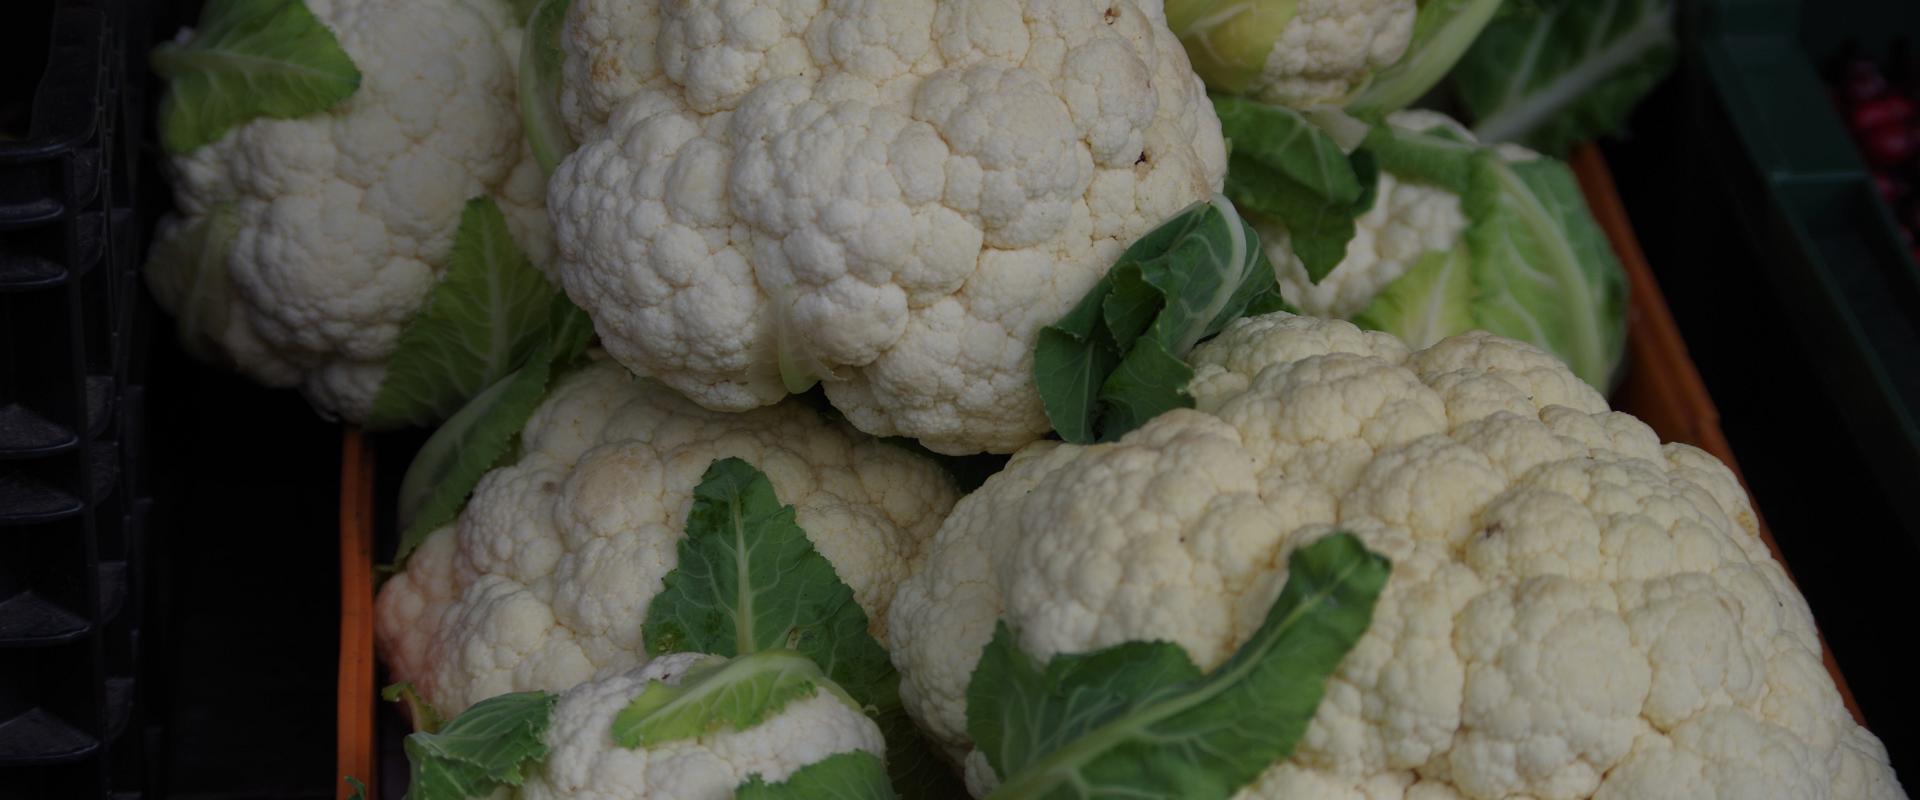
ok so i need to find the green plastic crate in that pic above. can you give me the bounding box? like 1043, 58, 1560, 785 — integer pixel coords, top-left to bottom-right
1688, 0, 1920, 540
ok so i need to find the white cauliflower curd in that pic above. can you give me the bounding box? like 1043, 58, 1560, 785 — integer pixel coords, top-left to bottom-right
376, 357, 958, 717
889, 313, 1908, 800
545, 0, 1228, 454
147, 0, 549, 422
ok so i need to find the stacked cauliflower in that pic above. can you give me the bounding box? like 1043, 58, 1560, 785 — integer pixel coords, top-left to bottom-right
333, 3, 1909, 797
147, 0, 549, 422
889, 313, 1907, 799
375, 358, 958, 716
545, 0, 1228, 454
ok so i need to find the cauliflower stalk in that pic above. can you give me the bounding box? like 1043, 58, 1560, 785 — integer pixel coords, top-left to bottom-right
146, 0, 557, 425
544, 0, 1228, 454
376, 368, 964, 795
891, 313, 1908, 799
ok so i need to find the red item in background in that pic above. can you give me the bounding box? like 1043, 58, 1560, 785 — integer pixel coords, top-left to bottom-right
1858, 121, 1917, 168
1851, 94, 1916, 131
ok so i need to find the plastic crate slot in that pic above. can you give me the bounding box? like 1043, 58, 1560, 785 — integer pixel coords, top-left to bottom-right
98, 559, 125, 624
0, 6, 104, 164
0, 591, 90, 647
74, 209, 107, 277
68, 146, 101, 213
0, 197, 64, 230
0, 708, 100, 765
85, 375, 114, 439
0, 210, 106, 287
105, 676, 132, 741
0, 471, 83, 524
0, 4, 105, 229
0, 252, 67, 292
89, 442, 118, 503
0, 403, 78, 458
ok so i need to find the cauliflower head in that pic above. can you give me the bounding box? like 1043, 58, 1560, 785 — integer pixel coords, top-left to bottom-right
1265, 111, 1474, 322
1167, 0, 1417, 107
1257, 110, 1628, 390
546, 0, 1227, 455
516, 652, 886, 800
146, 0, 550, 422
376, 357, 958, 717
888, 313, 1906, 799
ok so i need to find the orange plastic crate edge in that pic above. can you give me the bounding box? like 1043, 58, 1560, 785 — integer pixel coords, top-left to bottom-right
339, 429, 377, 799
333, 147, 1864, 797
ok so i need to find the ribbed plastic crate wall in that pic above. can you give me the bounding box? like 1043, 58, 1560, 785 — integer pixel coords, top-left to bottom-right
0, 1, 154, 797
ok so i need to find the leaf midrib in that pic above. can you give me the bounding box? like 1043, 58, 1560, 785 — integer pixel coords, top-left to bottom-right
1485, 161, 1603, 379
731, 489, 758, 656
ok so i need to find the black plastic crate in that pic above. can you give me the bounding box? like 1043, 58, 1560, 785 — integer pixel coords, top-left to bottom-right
1, 1, 155, 797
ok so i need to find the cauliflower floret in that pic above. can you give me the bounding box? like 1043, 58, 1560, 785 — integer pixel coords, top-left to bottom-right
548, 0, 1228, 454
518, 652, 887, 800
1261, 111, 1484, 329
1168, 0, 1417, 108
146, 0, 549, 422
1256, 109, 1629, 396
1265, 171, 1467, 321
377, 357, 958, 717
888, 313, 1906, 799
1250, 0, 1418, 107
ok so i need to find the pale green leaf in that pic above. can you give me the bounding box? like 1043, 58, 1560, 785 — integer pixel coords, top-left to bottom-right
970, 533, 1390, 800
502, 0, 542, 23
520, 0, 577, 174
391, 294, 594, 565
610, 650, 838, 748
643, 458, 965, 799
151, 0, 360, 153
1454, 0, 1676, 154
403, 691, 556, 800
1035, 196, 1278, 444
1213, 96, 1378, 280
145, 203, 240, 367
1460, 155, 1628, 388
1351, 248, 1477, 349
737, 751, 897, 800
1164, 0, 1302, 95
368, 197, 558, 431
